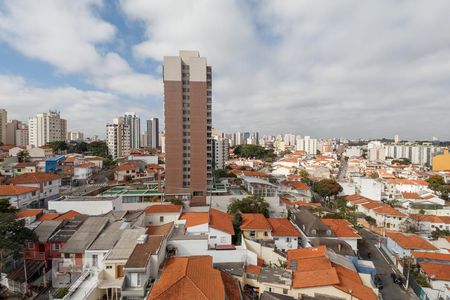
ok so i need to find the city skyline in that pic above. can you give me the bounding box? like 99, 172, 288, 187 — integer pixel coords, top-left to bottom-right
1, 1, 450, 139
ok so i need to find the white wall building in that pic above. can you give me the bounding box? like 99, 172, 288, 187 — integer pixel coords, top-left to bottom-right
213, 137, 229, 170
106, 117, 131, 159
28, 111, 67, 147
296, 136, 317, 155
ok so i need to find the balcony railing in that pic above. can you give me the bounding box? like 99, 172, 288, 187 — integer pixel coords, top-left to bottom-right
24, 251, 46, 260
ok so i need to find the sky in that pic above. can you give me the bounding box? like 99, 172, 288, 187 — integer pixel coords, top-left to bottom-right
0, 0, 450, 140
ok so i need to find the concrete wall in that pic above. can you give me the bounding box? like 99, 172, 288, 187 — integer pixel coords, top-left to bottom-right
146, 212, 181, 226
244, 238, 286, 266
48, 198, 121, 215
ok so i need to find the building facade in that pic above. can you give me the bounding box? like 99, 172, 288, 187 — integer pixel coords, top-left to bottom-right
106, 117, 131, 159
212, 137, 229, 170
163, 50, 212, 205
0, 108, 7, 145
28, 111, 67, 147
123, 112, 140, 149
146, 118, 159, 148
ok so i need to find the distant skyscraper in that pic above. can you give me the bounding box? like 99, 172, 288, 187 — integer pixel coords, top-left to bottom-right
213, 137, 229, 170
28, 111, 67, 147
296, 136, 318, 155
106, 117, 131, 159
164, 50, 212, 205
0, 109, 7, 145
123, 112, 140, 149
394, 134, 400, 144
67, 131, 84, 142
146, 118, 159, 148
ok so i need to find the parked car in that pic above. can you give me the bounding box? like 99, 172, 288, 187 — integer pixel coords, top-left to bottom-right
391, 273, 403, 285
374, 275, 383, 290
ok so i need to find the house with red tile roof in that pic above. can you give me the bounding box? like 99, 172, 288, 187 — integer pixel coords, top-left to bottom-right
15, 209, 43, 225
179, 209, 235, 247
0, 185, 40, 208
147, 256, 236, 300
7, 172, 61, 202
267, 218, 300, 251
114, 162, 140, 181
386, 232, 438, 259
240, 213, 272, 241
285, 246, 377, 300
419, 262, 450, 294
144, 204, 182, 226
321, 219, 361, 251
384, 178, 430, 200
410, 214, 450, 234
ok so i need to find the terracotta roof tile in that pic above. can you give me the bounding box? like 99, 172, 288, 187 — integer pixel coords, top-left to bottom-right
144, 204, 182, 214
0, 185, 39, 196
372, 205, 407, 217
412, 251, 450, 262
287, 245, 327, 262
419, 262, 450, 281
146, 222, 174, 236
16, 209, 43, 219
147, 256, 225, 300
292, 268, 340, 289
115, 162, 139, 172
321, 219, 361, 238
294, 256, 332, 272
7, 173, 60, 184
209, 209, 234, 235
333, 264, 377, 300
55, 210, 80, 221
402, 192, 422, 200
267, 218, 300, 237
240, 214, 271, 231
181, 212, 209, 228
246, 264, 262, 274
288, 181, 310, 190
386, 232, 438, 250
37, 213, 60, 221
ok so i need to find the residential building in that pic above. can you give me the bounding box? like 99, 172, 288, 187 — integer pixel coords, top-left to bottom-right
240, 213, 272, 241
419, 262, 450, 299
368, 141, 385, 162
0, 108, 6, 144
0, 185, 40, 208
7, 172, 61, 202
147, 256, 239, 300
386, 232, 438, 259
124, 112, 141, 149
144, 204, 183, 226
28, 110, 67, 147
267, 218, 301, 251
296, 136, 317, 155
163, 50, 213, 205
114, 162, 140, 181
212, 136, 229, 170
15, 122, 29, 147
106, 117, 131, 159
146, 118, 159, 148
67, 131, 84, 141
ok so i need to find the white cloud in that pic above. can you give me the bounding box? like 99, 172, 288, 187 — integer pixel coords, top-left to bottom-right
120, 0, 450, 139
0, 0, 161, 98
0, 74, 136, 136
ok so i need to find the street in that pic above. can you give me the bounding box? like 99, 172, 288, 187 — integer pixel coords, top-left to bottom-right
359, 229, 418, 300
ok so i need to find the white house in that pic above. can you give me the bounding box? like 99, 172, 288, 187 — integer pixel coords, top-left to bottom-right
114, 162, 140, 181
409, 214, 450, 234
73, 163, 93, 180
384, 179, 429, 199
144, 204, 183, 226
267, 218, 301, 251
7, 172, 61, 201
321, 219, 361, 252
419, 262, 450, 300
386, 232, 438, 259
0, 185, 40, 208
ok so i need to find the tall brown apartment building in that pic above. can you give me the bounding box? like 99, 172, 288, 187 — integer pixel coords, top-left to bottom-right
163, 51, 212, 205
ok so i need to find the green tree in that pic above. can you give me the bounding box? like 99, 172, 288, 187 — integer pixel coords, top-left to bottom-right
426, 175, 445, 192
232, 213, 243, 245
313, 179, 343, 202
213, 169, 237, 182
17, 150, 30, 163
50, 140, 68, 153
87, 141, 109, 158
0, 199, 37, 262
168, 198, 184, 206
227, 195, 270, 217
431, 228, 450, 240
233, 145, 275, 161
298, 169, 309, 178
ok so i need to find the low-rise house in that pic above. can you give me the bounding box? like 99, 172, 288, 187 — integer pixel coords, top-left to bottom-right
267, 218, 301, 251
180, 208, 235, 247
419, 262, 450, 299
23, 220, 64, 262
411, 251, 450, 265
240, 213, 272, 241
121, 234, 165, 299
386, 232, 438, 259
144, 204, 182, 225
13, 162, 36, 176
15, 208, 43, 225
147, 255, 240, 300
73, 163, 93, 181
7, 172, 61, 202
45, 155, 65, 174
384, 178, 429, 200
48, 214, 87, 261
321, 219, 361, 252
410, 214, 450, 234
0, 185, 40, 208
115, 162, 140, 181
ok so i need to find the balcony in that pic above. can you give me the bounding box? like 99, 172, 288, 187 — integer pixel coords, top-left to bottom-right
24, 251, 46, 260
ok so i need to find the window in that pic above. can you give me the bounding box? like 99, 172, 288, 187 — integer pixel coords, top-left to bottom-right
264, 231, 269, 237
28, 241, 34, 249
160, 216, 164, 222
283, 289, 288, 294
286, 237, 291, 242
52, 243, 61, 251
250, 231, 256, 237
193, 191, 204, 196
210, 236, 217, 239
106, 265, 112, 269
130, 273, 141, 287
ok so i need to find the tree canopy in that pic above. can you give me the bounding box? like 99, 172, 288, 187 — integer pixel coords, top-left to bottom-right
313, 179, 343, 200
213, 169, 237, 181
17, 150, 30, 163
227, 195, 270, 217
426, 175, 445, 191
87, 141, 109, 158
0, 199, 37, 259
233, 144, 275, 161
